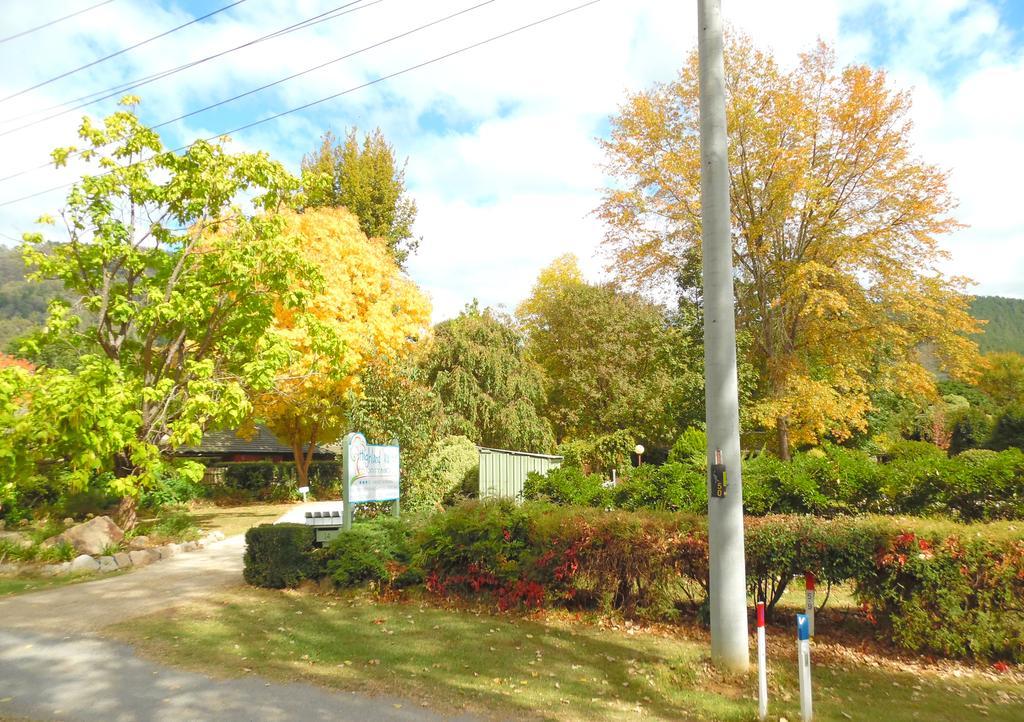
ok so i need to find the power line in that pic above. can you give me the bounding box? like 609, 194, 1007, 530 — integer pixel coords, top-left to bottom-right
0, 0, 376, 130
0, 0, 495, 183
0, 0, 603, 210
0, 0, 116, 45
149, 0, 499, 132
0, 0, 250, 104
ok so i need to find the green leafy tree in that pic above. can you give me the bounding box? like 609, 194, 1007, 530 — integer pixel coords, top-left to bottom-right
14, 99, 317, 526
0, 358, 204, 519
421, 303, 555, 453
345, 359, 447, 506
977, 352, 1024, 408
517, 255, 703, 445
989, 406, 1024, 452
599, 36, 980, 457
300, 128, 418, 266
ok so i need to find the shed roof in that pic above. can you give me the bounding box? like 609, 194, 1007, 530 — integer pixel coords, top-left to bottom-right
477, 446, 564, 461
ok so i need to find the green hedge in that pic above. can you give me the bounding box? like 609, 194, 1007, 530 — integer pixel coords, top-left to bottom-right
415, 503, 1024, 661
241, 503, 1024, 661
205, 461, 344, 502
325, 516, 419, 588
243, 523, 317, 588
527, 442, 1024, 521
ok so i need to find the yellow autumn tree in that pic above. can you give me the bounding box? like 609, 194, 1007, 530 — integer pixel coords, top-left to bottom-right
256, 207, 431, 485
598, 36, 981, 458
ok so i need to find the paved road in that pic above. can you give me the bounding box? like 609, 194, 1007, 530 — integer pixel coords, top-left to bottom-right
0, 514, 481, 721
0, 536, 246, 634
0, 628, 473, 722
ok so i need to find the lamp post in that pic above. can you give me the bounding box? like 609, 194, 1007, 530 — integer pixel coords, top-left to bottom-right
634, 444, 645, 466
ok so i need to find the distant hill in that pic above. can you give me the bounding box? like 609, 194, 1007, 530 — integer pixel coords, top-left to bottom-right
0, 245, 67, 351
971, 295, 1024, 355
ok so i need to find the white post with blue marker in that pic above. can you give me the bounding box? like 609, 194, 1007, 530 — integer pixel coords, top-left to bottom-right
757, 601, 768, 720
796, 613, 813, 722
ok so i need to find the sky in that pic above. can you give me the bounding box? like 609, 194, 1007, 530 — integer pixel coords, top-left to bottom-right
0, 0, 1021, 321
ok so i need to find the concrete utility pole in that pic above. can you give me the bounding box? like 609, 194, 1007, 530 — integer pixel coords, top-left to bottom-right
697, 0, 749, 672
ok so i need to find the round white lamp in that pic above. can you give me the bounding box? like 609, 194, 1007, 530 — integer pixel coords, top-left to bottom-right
634, 444, 645, 465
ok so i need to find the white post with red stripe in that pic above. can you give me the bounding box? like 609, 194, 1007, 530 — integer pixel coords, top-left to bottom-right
797, 613, 813, 721
756, 601, 768, 720
805, 572, 816, 638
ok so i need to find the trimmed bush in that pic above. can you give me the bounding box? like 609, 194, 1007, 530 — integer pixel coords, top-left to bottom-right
613, 462, 705, 512
523, 466, 612, 507
667, 427, 706, 466
989, 405, 1024, 452
744, 515, 883, 618
555, 430, 634, 474
742, 453, 832, 515
325, 516, 418, 588
949, 407, 993, 455
856, 525, 1024, 661
417, 500, 703, 615
243, 523, 316, 589
415, 502, 1024, 661
236, 499, 1024, 661
407, 435, 479, 511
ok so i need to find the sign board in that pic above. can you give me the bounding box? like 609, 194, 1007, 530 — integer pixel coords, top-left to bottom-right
341, 432, 400, 529
710, 463, 727, 498
344, 432, 400, 502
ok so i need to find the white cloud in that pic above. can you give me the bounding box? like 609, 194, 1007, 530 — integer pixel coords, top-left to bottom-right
0, 0, 1020, 322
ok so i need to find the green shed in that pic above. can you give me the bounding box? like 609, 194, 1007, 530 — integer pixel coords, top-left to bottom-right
478, 447, 563, 500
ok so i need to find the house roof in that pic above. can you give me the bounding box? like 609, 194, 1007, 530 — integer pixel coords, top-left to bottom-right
175, 425, 336, 458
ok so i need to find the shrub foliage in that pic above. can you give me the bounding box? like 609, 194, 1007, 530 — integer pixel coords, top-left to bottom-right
242, 502, 1024, 661
243, 523, 317, 589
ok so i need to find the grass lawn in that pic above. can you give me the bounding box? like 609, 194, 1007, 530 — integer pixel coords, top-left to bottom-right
188, 502, 297, 538
113, 587, 1024, 721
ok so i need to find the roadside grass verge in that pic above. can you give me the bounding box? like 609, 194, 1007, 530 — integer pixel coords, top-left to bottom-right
0, 571, 125, 598
112, 586, 1024, 721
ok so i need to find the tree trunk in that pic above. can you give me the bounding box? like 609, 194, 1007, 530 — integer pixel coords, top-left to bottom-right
291, 427, 318, 491
776, 416, 791, 461
113, 451, 139, 530
115, 495, 138, 531
292, 442, 311, 489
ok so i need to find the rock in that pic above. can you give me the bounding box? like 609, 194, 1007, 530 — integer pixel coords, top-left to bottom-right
182, 541, 198, 552
127, 535, 151, 550
69, 554, 99, 573
44, 516, 124, 556
62, 517, 74, 526
113, 552, 132, 568
0, 530, 33, 549
98, 555, 118, 573
206, 530, 225, 543
159, 543, 180, 559
0, 562, 19, 575
17, 518, 30, 527
128, 549, 158, 567
38, 564, 64, 577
